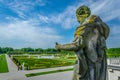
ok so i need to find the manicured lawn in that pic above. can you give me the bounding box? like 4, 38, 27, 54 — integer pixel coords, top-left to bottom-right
0, 54, 9, 73
26, 68, 73, 77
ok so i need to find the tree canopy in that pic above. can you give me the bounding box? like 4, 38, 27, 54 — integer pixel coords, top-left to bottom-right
0, 47, 120, 57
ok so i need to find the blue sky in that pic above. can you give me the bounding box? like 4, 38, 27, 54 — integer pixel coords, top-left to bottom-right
0, 0, 120, 49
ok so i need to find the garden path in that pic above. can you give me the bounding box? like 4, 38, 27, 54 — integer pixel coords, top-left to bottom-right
6, 54, 18, 72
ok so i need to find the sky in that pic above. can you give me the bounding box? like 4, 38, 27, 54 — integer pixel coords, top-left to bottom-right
0, 0, 120, 49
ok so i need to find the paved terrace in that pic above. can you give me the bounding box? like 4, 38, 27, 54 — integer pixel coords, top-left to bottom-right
107, 58, 120, 80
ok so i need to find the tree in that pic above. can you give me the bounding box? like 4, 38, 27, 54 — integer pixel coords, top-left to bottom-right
21, 47, 34, 53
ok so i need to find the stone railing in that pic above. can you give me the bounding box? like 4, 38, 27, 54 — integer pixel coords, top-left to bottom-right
107, 58, 120, 66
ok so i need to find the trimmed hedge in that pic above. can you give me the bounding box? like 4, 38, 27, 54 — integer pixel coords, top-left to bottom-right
13, 56, 75, 70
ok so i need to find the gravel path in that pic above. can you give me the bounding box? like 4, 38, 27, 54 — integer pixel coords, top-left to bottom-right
5, 54, 18, 72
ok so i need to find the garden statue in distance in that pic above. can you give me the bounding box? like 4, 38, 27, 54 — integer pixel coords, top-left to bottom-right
55, 5, 110, 80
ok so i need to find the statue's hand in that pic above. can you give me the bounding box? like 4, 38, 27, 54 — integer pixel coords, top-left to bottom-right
55, 42, 61, 50
55, 42, 59, 45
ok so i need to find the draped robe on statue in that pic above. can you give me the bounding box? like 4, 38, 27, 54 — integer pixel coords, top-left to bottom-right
56, 15, 109, 80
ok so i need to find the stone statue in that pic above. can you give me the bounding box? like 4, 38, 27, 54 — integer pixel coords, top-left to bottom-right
55, 5, 109, 80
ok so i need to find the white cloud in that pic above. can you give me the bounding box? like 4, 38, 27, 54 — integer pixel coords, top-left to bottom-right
41, 6, 78, 29
2, 0, 120, 29
35, 0, 119, 29
0, 19, 62, 48
38, 15, 49, 23
31, 6, 77, 29
54, 6, 77, 29
52, 0, 120, 29
2, 0, 48, 18
90, 0, 120, 22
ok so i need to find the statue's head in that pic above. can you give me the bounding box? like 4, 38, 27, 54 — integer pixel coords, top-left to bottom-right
76, 5, 91, 24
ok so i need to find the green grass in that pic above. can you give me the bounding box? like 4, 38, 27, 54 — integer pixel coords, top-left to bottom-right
26, 68, 73, 77
0, 54, 9, 73
107, 54, 120, 58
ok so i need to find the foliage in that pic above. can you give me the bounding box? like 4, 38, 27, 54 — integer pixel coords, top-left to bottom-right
0, 47, 13, 54
106, 48, 120, 58
0, 46, 75, 56
21, 47, 34, 52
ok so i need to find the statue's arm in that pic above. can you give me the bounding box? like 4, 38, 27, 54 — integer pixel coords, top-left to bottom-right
55, 36, 83, 51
